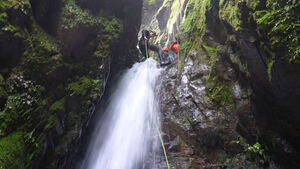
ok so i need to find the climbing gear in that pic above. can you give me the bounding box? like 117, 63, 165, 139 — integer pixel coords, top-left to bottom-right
145, 40, 170, 169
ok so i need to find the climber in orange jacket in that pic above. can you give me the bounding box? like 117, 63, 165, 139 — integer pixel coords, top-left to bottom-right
169, 39, 178, 54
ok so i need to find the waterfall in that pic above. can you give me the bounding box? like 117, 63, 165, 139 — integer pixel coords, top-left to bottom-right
79, 58, 163, 169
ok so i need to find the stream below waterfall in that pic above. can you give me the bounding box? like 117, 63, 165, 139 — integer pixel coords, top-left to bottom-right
78, 58, 166, 169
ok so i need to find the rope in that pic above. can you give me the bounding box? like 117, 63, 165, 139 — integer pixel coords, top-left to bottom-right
145, 40, 149, 59
145, 40, 171, 169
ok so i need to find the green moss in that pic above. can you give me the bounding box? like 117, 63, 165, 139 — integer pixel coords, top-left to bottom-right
29, 22, 61, 53
93, 18, 123, 58
178, 0, 212, 71
219, 0, 243, 31
207, 76, 234, 111
204, 44, 234, 111
0, 0, 121, 167
101, 18, 123, 42
68, 76, 92, 96
49, 97, 66, 112
205, 45, 219, 78
148, 0, 156, 5
0, 0, 31, 11
254, 1, 300, 62
245, 0, 260, 10
20, 22, 63, 81
182, 0, 211, 44
0, 12, 7, 23
0, 131, 26, 169
203, 45, 219, 53
62, 0, 103, 29
229, 54, 250, 78
0, 95, 24, 133
267, 60, 274, 81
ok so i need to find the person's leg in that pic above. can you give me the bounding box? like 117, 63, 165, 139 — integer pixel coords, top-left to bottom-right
139, 42, 147, 59
149, 43, 163, 62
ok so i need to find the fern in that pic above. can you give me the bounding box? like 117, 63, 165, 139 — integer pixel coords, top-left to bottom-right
254, 0, 300, 62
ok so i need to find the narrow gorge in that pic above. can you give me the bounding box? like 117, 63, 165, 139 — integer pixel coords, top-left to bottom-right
0, 0, 299, 169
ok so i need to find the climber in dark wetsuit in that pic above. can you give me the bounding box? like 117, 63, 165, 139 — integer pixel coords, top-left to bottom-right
138, 30, 164, 65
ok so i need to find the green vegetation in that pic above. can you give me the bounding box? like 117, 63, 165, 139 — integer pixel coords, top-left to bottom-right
0, 132, 26, 169
234, 140, 267, 161
254, 0, 300, 62
68, 76, 92, 96
0, 0, 30, 11
181, 0, 211, 54
219, 0, 242, 31
267, 60, 274, 81
94, 18, 123, 58
0, 0, 124, 167
0, 4, 7, 23
91, 79, 103, 94
0, 74, 42, 136
44, 115, 58, 131
62, 0, 103, 29
178, 0, 212, 72
149, 0, 156, 5
0, 95, 24, 134
207, 76, 234, 111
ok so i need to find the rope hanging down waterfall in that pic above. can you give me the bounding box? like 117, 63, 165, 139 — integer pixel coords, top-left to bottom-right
145, 40, 171, 169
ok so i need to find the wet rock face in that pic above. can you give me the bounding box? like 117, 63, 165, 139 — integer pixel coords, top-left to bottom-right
221, 33, 300, 168
172, 0, 300, 167
30, 0, 62, 35
158, 58, 260, 168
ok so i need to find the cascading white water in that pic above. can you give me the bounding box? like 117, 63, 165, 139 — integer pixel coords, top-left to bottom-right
80, 58, 163, 169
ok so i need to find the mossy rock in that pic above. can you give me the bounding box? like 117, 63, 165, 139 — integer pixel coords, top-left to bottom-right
0, 131, 26, 169
206, 76, 234, 111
